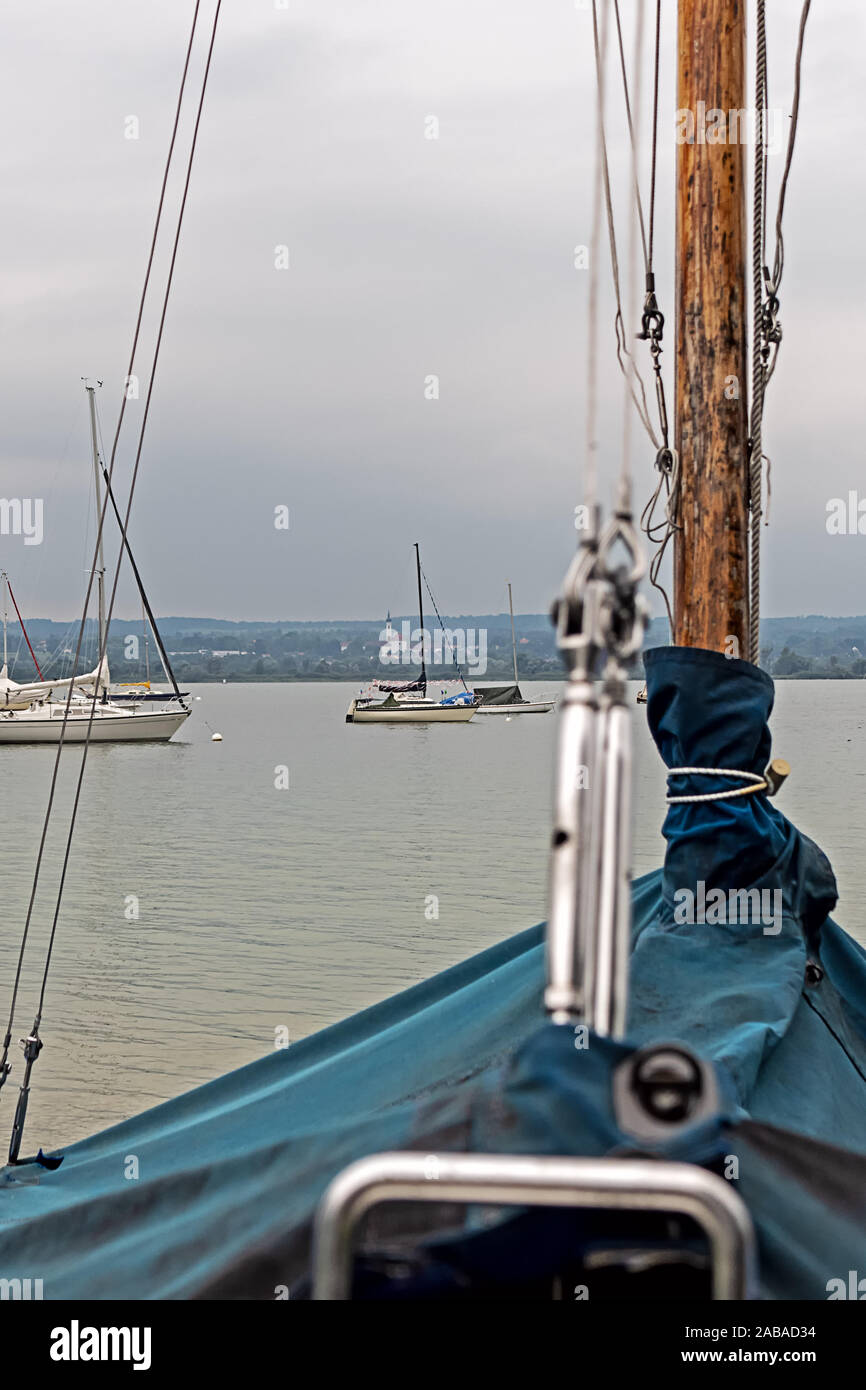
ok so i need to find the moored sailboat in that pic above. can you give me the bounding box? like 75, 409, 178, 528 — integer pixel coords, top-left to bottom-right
0, 698, 189, 743
4, 0, 866, 1315
475, 582, 556, 714
346, 544, 479, 723
0, 385, 190, 743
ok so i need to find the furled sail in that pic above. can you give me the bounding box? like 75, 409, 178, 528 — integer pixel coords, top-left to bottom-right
0, 658, 110, 709
0, 664, 21, 697
374, 675, 427, 693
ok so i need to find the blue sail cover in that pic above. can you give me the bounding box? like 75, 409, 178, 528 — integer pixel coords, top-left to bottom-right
0, 646, 865, 1298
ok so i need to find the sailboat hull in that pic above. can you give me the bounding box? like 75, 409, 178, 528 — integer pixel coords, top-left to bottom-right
347, 700, 476, 724
0, 708, 190, 743
476, 699, 555, 715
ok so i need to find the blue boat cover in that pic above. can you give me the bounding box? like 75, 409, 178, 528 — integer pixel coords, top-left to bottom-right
0, 646, 864, 1299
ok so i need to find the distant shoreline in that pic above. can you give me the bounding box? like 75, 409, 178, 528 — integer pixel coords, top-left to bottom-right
180, 670, 863, 684
12, 612, 866, 686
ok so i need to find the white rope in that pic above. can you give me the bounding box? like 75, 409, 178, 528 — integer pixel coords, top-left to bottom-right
666, 767, 767, 805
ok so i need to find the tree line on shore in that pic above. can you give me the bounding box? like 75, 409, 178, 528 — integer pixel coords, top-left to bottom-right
11, 614, 866, 684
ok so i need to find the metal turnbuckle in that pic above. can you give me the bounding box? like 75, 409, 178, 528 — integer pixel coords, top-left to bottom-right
545, 495, 648, 1035
7, 1029, 43, 1165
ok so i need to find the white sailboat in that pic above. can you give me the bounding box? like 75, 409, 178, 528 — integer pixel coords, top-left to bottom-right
346, 544, 479, 724
346, 694, 478, 725
0, 387, 190, 744
475, 582, 556, 714
0, 689, 190, 743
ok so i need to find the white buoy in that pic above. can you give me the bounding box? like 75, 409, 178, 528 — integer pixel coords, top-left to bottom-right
195, 695, 202, 701
211, 732, 223, 742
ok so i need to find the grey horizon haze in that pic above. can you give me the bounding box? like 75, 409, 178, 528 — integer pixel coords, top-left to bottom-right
1, 1, 864, 624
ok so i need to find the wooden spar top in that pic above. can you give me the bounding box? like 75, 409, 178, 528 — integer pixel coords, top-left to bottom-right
673, 0, 750, 654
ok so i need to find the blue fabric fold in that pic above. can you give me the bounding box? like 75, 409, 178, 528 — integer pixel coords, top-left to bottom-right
0, 646, 864, 1299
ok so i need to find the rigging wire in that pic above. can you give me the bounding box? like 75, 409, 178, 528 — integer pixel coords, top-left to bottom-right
33, 0, 222, 1039
765, 0, 812, 382
98, 456, 184, 697
647, 0, 661, 275
612, 0, 649, 283
27, 621, 79, 681
636, 0, 679, 633
419, 566, 471, 693
748, 0, 812, 664
1, 401, 85, 679
584, 0, 610, 511
620, 0, 647, 499
598, 0, 677, 629
748, 0, 769, 665
93, 395, 179, 694
590, 2, 659, 457
6, 579, 44, 679
1, 0, 217, 1160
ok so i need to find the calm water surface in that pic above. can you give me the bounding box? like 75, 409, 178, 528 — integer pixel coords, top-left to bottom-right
1, 679, 864, 1148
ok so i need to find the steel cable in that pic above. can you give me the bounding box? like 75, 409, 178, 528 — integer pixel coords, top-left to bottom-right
4, 1, 222, 1162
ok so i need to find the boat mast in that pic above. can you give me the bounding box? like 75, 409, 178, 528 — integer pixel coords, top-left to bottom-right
85, 383, 108, 665
673, 0, 749, 654
99, 462, 183, 699
1, 572, 7, 672
142, 600, 151, 685
414, 542, 427, 690
507, 581, 519, 685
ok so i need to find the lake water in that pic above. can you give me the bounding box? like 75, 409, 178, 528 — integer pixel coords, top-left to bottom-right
0, 679, 864, 1150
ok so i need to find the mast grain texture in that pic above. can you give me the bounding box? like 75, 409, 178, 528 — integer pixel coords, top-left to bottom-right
674, 0, 750, 653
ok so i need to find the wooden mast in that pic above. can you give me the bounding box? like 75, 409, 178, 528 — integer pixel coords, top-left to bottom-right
673, 0, 750, 653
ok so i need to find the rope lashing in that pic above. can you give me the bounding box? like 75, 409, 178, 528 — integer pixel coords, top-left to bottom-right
666, 760, 790, 805
666, 768, 767, 805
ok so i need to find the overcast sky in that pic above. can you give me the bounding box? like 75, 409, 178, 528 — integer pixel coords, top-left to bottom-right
1, 0, 864, 623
